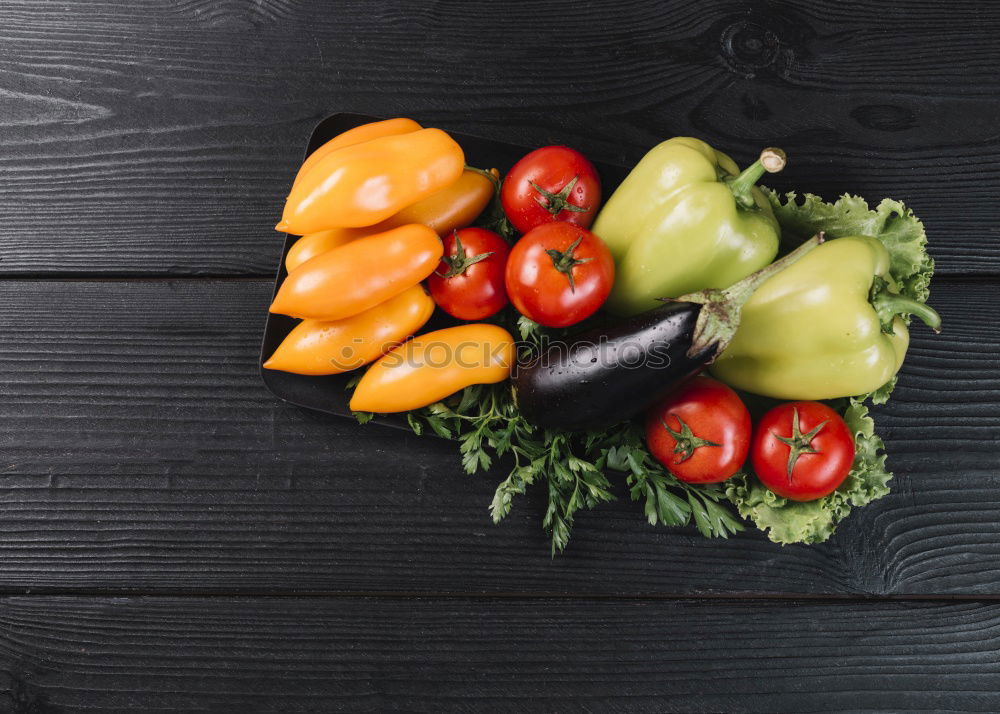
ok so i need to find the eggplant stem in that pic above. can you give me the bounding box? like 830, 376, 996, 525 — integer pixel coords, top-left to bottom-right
675, 233, 824, 360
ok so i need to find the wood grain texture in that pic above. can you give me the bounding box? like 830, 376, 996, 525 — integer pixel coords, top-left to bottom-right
2, 0, 998, 704
0, 278, 993, 595
2, 596, 1000, 712
1, 0, 998, 275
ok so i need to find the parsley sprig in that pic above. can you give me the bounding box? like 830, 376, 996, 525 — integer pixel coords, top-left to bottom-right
345, 189, 926, 551
400, 381, 743, 555
353, 311, 743, 554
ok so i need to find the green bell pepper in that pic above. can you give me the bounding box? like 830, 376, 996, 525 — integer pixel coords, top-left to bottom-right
710, 235, 942, 400
593, 138, 787, 316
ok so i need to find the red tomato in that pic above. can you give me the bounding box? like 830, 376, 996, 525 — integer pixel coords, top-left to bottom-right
505, 222, 614, 328
751, 401, 856, 502
644, 377, 751, 484
427, 228, 510, 320
501, 146, 601, 233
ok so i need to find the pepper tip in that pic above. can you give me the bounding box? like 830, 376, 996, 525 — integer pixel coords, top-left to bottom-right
268, 297, 289, 316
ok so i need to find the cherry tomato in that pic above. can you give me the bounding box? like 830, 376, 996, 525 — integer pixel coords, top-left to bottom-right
505, 222, 614, 328
501, 146, 601, 233
751, 401, 856, 502
427, 228, 510, 320
644, 377, 751, 484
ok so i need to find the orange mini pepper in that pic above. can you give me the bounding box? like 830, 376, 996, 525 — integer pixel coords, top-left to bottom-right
276, 128, 465, 234
349, 324, 515, 413
263, 284, 435, 376
392, 167, 499, 236
291, 118, 422, 190
284, 229, 360, 274
284, 168, 498, 273
270, 224, 442, 321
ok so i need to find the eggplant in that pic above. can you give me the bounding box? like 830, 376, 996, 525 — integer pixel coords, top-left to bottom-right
512, 235, 823, 431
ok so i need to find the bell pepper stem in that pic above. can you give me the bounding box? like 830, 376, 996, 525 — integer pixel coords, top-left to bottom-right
673, 233, 824, 360
872, 292, 942, 333
727, 147, 786, 209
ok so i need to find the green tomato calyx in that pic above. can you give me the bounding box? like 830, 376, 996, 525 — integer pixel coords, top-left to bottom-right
662, 415, 720, 463
773, 407, 828, 481
530, 175, 590, 217
546, 234, 593, 292
436, 231, 494, 279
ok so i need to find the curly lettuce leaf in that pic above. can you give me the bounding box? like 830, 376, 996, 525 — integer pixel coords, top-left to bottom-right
766, 191, 934, 303
725, 399, 892, 545
766, 190, 936, 407
724, 191, 928, 543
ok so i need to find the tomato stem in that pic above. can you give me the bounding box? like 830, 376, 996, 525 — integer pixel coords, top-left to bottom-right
530, 175, 589, 216
545, 234, 593, 292
773, 407, 828, 481
436, 230, 495, 279
661, 415, 720, 463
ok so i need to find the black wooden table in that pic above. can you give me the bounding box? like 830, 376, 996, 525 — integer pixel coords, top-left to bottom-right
2, 1, 998, 711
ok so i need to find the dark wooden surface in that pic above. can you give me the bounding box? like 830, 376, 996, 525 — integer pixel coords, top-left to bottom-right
4, 597, 1000, 713
1, 0, 999, 710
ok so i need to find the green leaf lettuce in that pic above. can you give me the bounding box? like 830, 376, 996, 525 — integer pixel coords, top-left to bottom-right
725, 399, 892, 544
724, 191, 934, 544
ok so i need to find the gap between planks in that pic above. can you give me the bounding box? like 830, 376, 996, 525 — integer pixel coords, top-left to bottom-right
5, 589, 1000, 602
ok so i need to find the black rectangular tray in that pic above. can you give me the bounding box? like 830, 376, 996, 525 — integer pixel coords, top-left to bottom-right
260, 113, 629, 430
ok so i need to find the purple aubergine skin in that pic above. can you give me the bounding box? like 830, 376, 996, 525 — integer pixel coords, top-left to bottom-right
511, 301, 716, 432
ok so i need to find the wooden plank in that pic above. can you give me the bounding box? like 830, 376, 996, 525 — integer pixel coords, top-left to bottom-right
2, 596, 1000, 712
0, 278, 993, 595
0, 0, 998, 275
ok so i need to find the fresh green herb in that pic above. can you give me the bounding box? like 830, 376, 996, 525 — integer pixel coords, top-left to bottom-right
346, 374, 374, 424
406, 381, 740, 554
591, 420, 744, 538
405, 305, 742, 554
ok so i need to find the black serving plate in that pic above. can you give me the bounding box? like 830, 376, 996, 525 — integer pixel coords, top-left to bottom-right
260, 113, 629, 430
